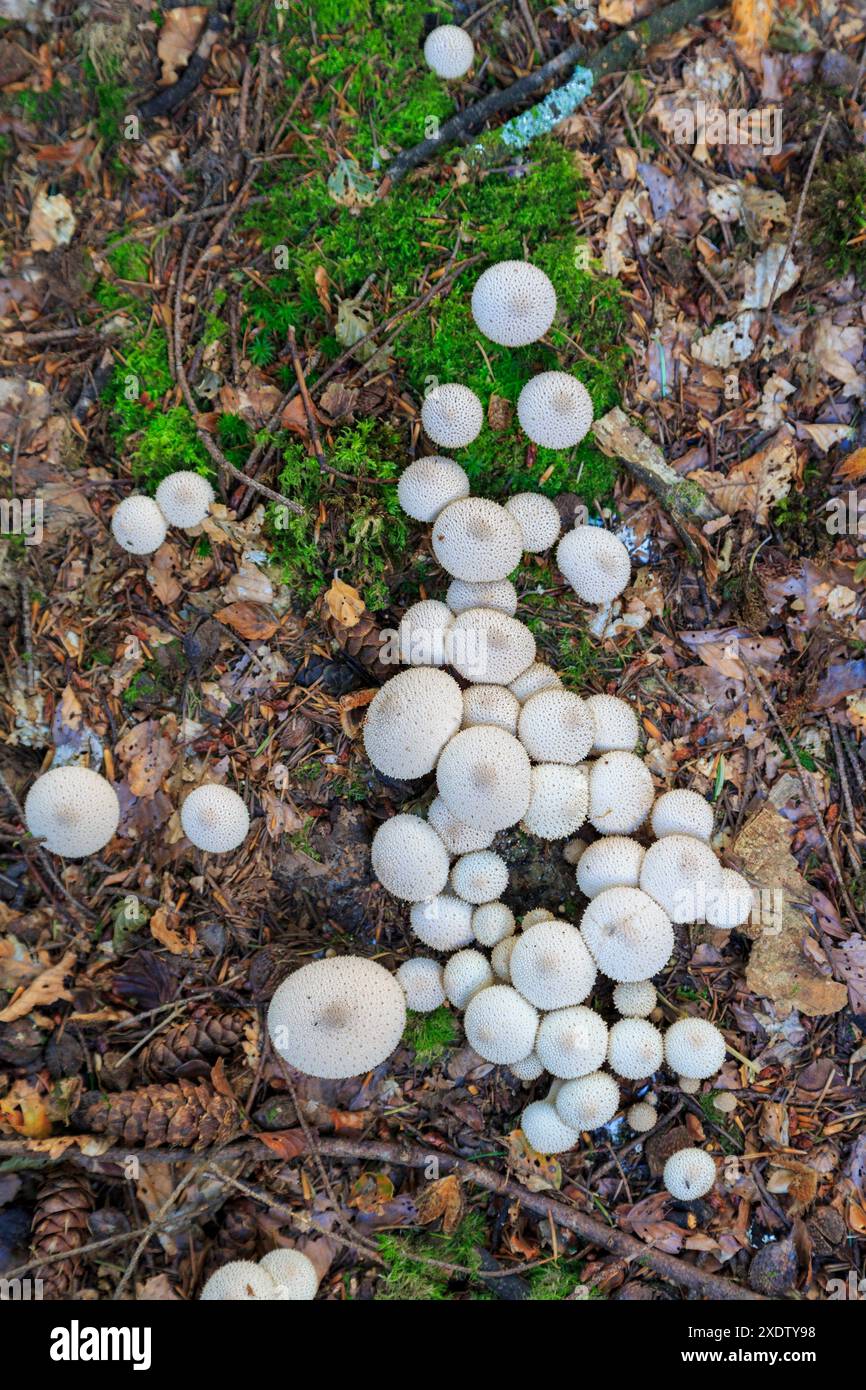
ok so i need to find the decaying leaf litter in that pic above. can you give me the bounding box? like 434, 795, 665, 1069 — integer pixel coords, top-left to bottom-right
0, 0, 865, 1303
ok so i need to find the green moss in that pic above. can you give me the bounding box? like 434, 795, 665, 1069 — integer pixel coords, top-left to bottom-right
529, 1261, 596, 1300
375, 1210, 488, 1300
402, 1005, 458, 1067
806, 152, 866, 280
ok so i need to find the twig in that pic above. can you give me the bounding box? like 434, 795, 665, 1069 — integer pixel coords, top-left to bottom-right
827, 717, 862, 872
286, 327, 327, 471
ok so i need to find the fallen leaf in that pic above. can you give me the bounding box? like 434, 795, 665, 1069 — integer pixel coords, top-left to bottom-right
158, 5, 207, 85
116, 719, 175, 797
506, 1128, 563, 1191
690, 431, 798, 524
731, 0, 774, 72
147, 543, 183, 605
325, 576, 365, 628
0, 949, 75, 1022
149, 905, 192, 956
415, 1174, 464, 1234
835, 447, 866, 483
0, 1080, 52, 1138
215, 601, 279, 640
28, 189, 76, 252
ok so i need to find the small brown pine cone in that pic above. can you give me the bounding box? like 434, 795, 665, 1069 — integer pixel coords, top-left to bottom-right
73, 1080, 243, 1151
323, 606, 393, 681
31, 1170, 94, 1299
203, 1197, 260, 1280
140, 1009, 249, 1082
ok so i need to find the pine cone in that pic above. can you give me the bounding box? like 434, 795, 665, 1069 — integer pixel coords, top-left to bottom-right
322, 607, 393, 681
73, 1080, 243, 1151
140, 1009, 249, 1082
31, 1170, 94, 1299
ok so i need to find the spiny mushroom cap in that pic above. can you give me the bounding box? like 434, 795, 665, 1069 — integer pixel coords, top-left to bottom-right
612, 979, 657, 1019
491, 935, 517, 980
421, 383, 483, 448
510, 919, 597, 1010
663, 1148, 716, 1201
24, 766, 120, 858
509, 662, 562, 703
427, 796, 493, 856
607, 1018, 664, 1080
423, 23, 474, 79
396, 957, 446, 1013
521, 1099, 579, 1155
517, 372, 593, 450
706, 868, 753, 929
521, 763, 589, 841
510, 1051, 545, 1081
397, 455, 470, 522
450, 608, 536, 684
557, 525, 631, 606
463, 983, 539, 1064
471, 260, 557, 347
555, 1070, 620, 1131
462, 683, 520, 734
397, 599, 454, 667
363, 667, 463, 778
111, 495, 168, 555
585, 693, 640, 753
576, 835, 645, 898
410, 893, 475, 950
639, 833, 723, 923
432, 498, 523, 582
679, 1075, 701, 1094
154, 471, 214, 529
536, 1005, 609, 1079
201, 1260, 276, 1301
504, 492, 561, 553
443, 949, 494, 1009
472, 900, 516, 947
627, 1101, 658, 1133
436, 725, 531, 833
259, 1248, 319, 1301
450, 849, 509, 904
517, 688, 594, 764
651, 789, 714, 843
713, 1091, 737, 1114
371, 814, 450, 902
180, 783, 250, 853
580, 886, 674, 982
267, 956, 406, 1079
588, 752, 655, 835
664, 1017, 726, 1080
446, 578, 518, 617
523, 908, 554, 927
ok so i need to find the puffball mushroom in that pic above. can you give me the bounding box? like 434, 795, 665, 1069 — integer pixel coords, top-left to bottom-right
421, 383, 483, 448
24, 765, 120, 858
511, 1051, 545, 1081
423, 23, 474, 79
396, 957, 446, 1013
521, 1099, 579, 1155
450, 608, 536, 684
627, 1101, 658, 1133
410, 893, 475, 951
509, 662, 562, 702
607, 1018, 664, 1080
267, 956, 406, 1079
580, 886, 674, 982
259, 1248, 320, 1301
509, 919, 596, 1010
612, 979, 657, 1019
471, 260, 557, 347
706, 868, 753, 929
462, 684, 520, 734
371, 814, 450, 901
522, 908, 554, 927
397, 599, 455, 667
111, 495, 168, 555
363, 667, 463, 779
463, 984, 539, 1064
585, 693, 640, 753
576, 835, 645, 898
180, 783, 250, 853
200, 1260, 276, 1301
664, 1017, 726, 1080
155, 471, 214, 529
443, 949, 494, 1008
427, 796, 494, 855
397, 455, 470, 522
588, 752, 655, 835
557, 525, 631, 607
447, 577, 518, 617
639, 833, 723, 923
536, 1006, 609, 1079
517, 372, 593, 449
491, 935, 517, 980
450, 849, 509, 904
651, 789, 714, 843
679, 1076, 701, 1094
517, 688, 594, 764
472, 900, 516, 946
663, 1148, 716, 1201
504, 492, 561, 553
432, 497, 523, 582
521, 763, 589, 840
555, 1070, 620, 1131
436, 725, 531, 833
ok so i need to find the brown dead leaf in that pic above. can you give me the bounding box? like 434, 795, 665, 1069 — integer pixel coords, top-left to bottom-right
314, 265, 332, 315
258, 1129, 307, 1160
731, 0, 774, 73
690, 432, 798, 525
325, 576, 365, 628
506, 1128, 563, 1190
158, 6, 207, 85
0, 949, 75, 1023
487, 394, 513, 431
215, 601, 279, 640
415, 1174, 464, 1233
348, 1171, 395, 1214
260, 789, 305, 839
766, 1160, 818, 1213
835, 447, 866, 484
147, 543, 182, 605
116, 719, 175, 797
0, 1080, 52, 1138
28, 189, 76, 252
149, 905, 192, 956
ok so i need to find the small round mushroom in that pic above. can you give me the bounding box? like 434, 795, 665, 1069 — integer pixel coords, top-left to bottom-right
397, 599, 454, 667
155, 471, 214, 529
639, 833, 723, 923
421, 383, 483, 448
517, 688, 594, 764
510, 1051, 545, 1081
585, 693, 640, 753
436, 725, 531, 833
462, 683, 520, 734
432, 497, 523, 582
579, 886, 674, 982
259, 1248, 319, 1301
450, 608, 536, 684
446, 578, 518, 617
463, 983, 539, 1063
180, 783, 250, 853
200, 1260, 276, 1301
111, 495, 168, 555
651, 789, 714, 843
371, 814, 450, 902
588, 752, 655, 835
706, 868, 753, 929
627, 1101, 658, 1133
510, 919, 596, 1010
517, 372, 593, 449
663, 1148, 716, 1201
576, 835, 645, 898
504, 492, 561, 553
396, 957, 447, 1013
410, 893, 475, 951
535, 1005, 609, 1079
521, 763, 589, 840
363, 667, 463, 779
509, 662, 563, 703
612, 979, 657, 1019
443, 949, 494, 1008
423, 23, 474, 79
522, 907, 554, 927
472, 900, 516, 947
521, 1099, 579, 1155
471, 260, 557, 347
450, 849, 509, 904
556, 525, 631, 606
555, 1070, 620, 1131
267, 956, 406, 1078
397, 455, 470, 522
678, 1076, 701, 1094
607, 1018, 664, 1080
24, 765, 120, 858
713, 1091, 738, 1115
491, 934, 518, 980
664, 1017, 726, 1080
427, 796, 494, 856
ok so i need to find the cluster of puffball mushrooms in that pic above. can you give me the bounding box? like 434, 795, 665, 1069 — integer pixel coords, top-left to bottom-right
201, 1248, 320, 1302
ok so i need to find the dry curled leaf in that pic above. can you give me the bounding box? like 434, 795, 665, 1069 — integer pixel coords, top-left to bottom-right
158, 5, 207, 85
325, 576, 365, 628
415, 1174, 464, 1233
0, 949, 76, 1023
149, 905, 192, 956
215, 601, 279, 640
116, 719, 175, 798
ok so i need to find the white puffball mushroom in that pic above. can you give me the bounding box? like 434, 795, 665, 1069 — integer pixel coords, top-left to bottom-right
664, 1018, 726, 1080
651, 789, 714, 843
471, 260, 557, 347
517, 372, 593, 449
443, 949, 494, 1009
509, 662, 562, 703
462, 684, 520, 734
511, 1051, 545, 1081
267, 956, 406, 1079
397, 599, 454, 667
521, 763, 589, 841
423, 23, 474, 80
111, 495, 168, 555
588, 751, 655, 835
510, 919, 596, 1010
436, 725, 531, 833
580, 886, 674, 982
451, 849, 509, 904
396, 957, 446, 1013
607, 1018, 664, 1080
410, 893, 475, 951
576, 836, 645, 898
639, 833, 723, 923
557, 525, 631, 606
371, 814, 450, 902
463, 984, 539, 1064
421, 383, 483, 448
427, 797, 494, 856
155, 471, 214, 529
555, 1071, 620, 1131
364, 667, 463, 779
713, 1091, 738, 1115
491, 934, 518, 980
536, 1005, 609, 1079
663, 1148, 716, 1201
585, 693, 640, 753
397, 455, 470, 522
612, 979, 657, 1019
447, 577, 518, 616
504, 492, 561, 553
24, 766, 120, 858
706, 868, 753, 929
517, 688, 594, 764
180, 783, 250, 853
450, 608, 536, 684
521, 1099, 579, 1155
522, 908, 554, 927
627, 1101, 658, 1133
259, 1248, 319, 1301
679, 1075, 701, 1094
201, 1260, 276, 1301
432, 497, 523, 582
472, 900, 516, 947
